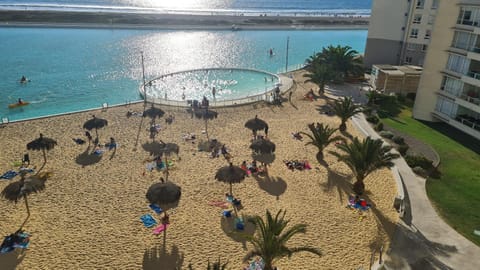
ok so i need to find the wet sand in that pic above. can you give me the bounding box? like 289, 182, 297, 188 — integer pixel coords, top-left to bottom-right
0, 70, 397, 269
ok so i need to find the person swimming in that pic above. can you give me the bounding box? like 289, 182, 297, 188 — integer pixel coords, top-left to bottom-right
18, 98, 23, 104
20, 76, 28, 83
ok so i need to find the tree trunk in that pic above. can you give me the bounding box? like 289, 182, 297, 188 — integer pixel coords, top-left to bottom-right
353, 180, 365, 195
319, 81, 325, 95
316, 151, 324, 163
339, 122, 347, 132
19, 195, 30, 230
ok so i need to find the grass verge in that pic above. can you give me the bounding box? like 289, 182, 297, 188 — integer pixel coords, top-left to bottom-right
381, 108, 480, 246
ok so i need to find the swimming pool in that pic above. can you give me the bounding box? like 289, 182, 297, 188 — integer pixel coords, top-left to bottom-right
144, 68, 279, 102
0, 27, 367, 121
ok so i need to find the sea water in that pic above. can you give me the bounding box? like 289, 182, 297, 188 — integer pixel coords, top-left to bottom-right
0, 28, 367, 121
0, 0, 372, 17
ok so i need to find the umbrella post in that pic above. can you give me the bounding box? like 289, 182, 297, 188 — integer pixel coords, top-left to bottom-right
19, 194, 31, 230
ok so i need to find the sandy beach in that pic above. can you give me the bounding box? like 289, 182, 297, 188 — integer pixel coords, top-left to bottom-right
0, 10, 369, 30
0, 70, 397, 269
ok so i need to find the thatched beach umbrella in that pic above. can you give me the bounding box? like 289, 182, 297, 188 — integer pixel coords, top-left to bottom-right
146, 181, 181, 241
83, 115, 108, 139
250, 138, 276, 154
142, 141, 179, 157
1, 172, 50, 230
146, 181, 182, 211
26, 133, 57, 166
215, 163, 246, 196
244, 115, 267, 135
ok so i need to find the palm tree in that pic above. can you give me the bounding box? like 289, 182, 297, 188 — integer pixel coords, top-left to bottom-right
300, 123, 345, 162
243, 209, 321, 270
330, 137, 399, 195
303, 62, 335, 95
319, 45, 364, 81
332, 96, 362, 132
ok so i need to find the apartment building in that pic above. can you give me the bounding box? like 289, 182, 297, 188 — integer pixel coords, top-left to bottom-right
413, 0, 480, 139
364, 0, 439, 68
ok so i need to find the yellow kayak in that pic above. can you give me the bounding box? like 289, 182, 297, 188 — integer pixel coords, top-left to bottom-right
8, 102, 30, 109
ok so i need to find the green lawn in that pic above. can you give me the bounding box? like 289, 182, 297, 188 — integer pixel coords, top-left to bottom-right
381, 108, 480, 246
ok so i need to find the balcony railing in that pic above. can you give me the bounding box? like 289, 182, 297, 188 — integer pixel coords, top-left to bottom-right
467, 71, 480, 80
457, 20, 479, 26
460, 93, 480, 105
455, 114, 480, 131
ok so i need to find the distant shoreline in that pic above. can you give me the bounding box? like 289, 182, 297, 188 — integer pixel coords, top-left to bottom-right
0, 10, 369, 30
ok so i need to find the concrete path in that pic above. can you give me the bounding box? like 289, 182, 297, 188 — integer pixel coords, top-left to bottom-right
324, 83, 480, 270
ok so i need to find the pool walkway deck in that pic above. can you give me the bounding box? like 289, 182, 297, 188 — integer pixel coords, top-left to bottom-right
323, 83, 480, 270
145, 75, 294, 108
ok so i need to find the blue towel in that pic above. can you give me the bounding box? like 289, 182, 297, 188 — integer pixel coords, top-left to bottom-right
149, 204, 163, 214
0, 170, 18, 180
140, 214, 157, 228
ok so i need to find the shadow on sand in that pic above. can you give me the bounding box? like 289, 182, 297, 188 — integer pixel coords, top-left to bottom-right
254, 175, 287, 200
220, 215, 256, 250
75, 146, 102, 166
0, 249, 26, 270
142, 244, 184, 270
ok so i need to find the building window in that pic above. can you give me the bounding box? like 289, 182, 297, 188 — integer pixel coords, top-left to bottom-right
428, 15, 435, 25
435, 97, 456, 117
405, 56, 413, 64
422, 44, 428, 51
413, 14, 422, 24
441, 76, 463, 96
416, 0, 424, 9
410, 28, 418, 38
431, 0, 439, 9
457, 7, 479, 26
446, 53, 469, 74
425, 30, 431, 39
407, 43, 416, 51
452, 31, 475, 51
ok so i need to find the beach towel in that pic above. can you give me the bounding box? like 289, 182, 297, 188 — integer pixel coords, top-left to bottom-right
140, 214, 157, 228
19, 167, 35, 174
93, 148, 105, 156
0, 232, 30, 254
208, 201, 230, 209
1, 170, 18, 180
235, 218, 245, 231
152, 224, 169, 235
149, 204, 163, 214
146, 162, 155, 172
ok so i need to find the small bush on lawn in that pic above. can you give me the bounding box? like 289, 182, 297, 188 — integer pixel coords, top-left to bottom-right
366, 115, 379, 124
379, 130, 394, 139
397, 144, 409, 156
375, 122, 384, 131
412, 166, 428, 177
393, 136, 405, 145
405, 155, 433, 170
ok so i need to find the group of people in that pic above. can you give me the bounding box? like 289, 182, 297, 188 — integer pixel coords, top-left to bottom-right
283, 160, 311, 171
241, 160, 261, 176
211, 144, 232, 161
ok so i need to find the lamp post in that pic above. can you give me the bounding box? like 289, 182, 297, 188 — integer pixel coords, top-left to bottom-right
285, 36, 290, 73
141, 51, 147, 106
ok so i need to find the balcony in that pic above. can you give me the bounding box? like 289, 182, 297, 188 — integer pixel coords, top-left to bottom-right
433, 111, 480, 139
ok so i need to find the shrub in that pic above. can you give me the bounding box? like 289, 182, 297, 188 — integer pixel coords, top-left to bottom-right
412, 166, 428, 177
406, 93, 416, 101
366, 115, 379, 124
363, 107, 373, 116
393, 136, 405, 145
396, 93, 406, 103
405, 155, 433, 170
397, 144, 409, 156
375, 122, 384, 131
379, 130, 394, 139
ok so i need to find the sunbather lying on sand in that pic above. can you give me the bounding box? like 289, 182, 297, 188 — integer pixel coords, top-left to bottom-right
291, 132, 303, 141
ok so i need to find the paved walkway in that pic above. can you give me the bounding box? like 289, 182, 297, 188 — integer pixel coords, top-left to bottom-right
324, 83, 480, 270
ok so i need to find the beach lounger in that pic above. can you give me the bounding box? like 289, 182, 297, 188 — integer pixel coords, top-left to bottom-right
149, 204, 163, 214
0, 170, 18, 180
152, 224, 169, 235
140, 214, 157, 228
